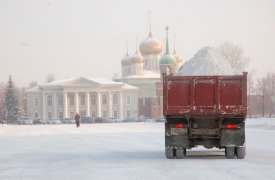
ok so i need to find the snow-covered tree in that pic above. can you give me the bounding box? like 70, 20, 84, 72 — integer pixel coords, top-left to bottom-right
217, 41, 249, 72
4, 76, 19, 123
0, 83, 5, 121
16, 87, 27, 117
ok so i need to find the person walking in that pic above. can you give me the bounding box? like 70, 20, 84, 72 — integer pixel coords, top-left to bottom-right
74, 113, 80, 128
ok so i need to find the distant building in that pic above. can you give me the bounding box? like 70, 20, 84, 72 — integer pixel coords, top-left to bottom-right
25, 77, 139, 121
115, 22, 183, 120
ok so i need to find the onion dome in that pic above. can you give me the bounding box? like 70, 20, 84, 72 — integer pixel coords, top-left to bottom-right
130, 50, 144, 63
121, 51, 131, 65
173, 50, 183, 64
159, 26, 176, 65
139, 32, 163, 55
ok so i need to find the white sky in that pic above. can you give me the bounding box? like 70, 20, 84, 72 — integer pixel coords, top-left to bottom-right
0, 0, 274, 87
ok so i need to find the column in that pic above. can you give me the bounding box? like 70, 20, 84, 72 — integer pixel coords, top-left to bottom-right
63, 92, 68, 118
74, 92, 79, 113
119, 92, 123, 121
53, 93, 57, 119
97, 92, 101, 117
86, 92, 90, 116
42, 92, 46, 121
108, 92, 112, 117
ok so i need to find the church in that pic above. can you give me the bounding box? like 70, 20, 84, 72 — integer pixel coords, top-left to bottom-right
114, 24, 183, 120
115, 26, 182, 98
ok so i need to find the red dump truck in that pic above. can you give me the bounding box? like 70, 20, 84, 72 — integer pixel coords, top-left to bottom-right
163, 72, 247, 159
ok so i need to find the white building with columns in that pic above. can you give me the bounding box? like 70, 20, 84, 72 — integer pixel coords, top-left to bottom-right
25, 77, 139, 122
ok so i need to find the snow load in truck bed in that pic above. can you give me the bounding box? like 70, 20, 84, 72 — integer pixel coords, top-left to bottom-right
175, 47, 240, 76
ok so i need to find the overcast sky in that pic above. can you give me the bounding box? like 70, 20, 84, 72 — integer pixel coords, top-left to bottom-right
0, 0, 274, 87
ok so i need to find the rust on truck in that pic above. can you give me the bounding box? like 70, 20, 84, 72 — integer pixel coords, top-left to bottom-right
163, 72, 247, 159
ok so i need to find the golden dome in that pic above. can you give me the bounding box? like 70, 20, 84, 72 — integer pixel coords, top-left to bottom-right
174, 53, 183, 63
121, 51, 144, 65
139, 32, 163, 55
130, 51, 144, 63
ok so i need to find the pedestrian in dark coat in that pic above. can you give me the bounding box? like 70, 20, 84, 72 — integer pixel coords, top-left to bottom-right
75, 113, 80, 128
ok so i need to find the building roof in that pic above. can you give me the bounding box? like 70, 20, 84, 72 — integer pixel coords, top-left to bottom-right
121, 70, 160, 79
40, 77, 124, 87
26, 77, 135, 92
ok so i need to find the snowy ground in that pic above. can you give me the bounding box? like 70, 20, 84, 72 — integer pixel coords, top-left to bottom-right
0, 118, 275, 180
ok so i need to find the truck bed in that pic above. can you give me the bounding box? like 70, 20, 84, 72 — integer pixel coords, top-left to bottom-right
163, 73, 247, 117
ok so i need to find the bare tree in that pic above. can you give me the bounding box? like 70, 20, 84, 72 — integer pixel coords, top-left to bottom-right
217, 41, 249, 72
255, 73, 275, 117
28, 81, 38, 88
265, 73, 275, 117
45, 73, 55, 83
256, 78, 266, 117
247, 69, 256, 118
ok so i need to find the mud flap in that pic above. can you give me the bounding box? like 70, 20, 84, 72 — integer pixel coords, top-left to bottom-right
220, 123, 245, 147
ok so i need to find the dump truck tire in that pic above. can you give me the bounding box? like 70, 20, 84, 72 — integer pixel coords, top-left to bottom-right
236, 145, 246, 159
165, 147, 174, 159
175, 148, 186, 159
225, 146, 235, 159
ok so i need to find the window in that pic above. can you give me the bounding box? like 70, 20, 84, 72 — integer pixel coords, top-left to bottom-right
91, 94, 97, 105
80, 111, 86, 117
48, 112, 52, 119
58, 95, 63, 106
127, 110, 130, 117
102, 95, 107, 105
69, 95, 74, 105
103, 110, 107, 118
34, 98, 38, 107
80, 94, 85, 105
127, 96, 130, 105
59, 112, 63, 120
92, 111, 96, 118
113, 94, 118, 105
113, 111, 118, 118
47, 95, 52, 106
70, 112, 74, 118
34, 112, 39, 118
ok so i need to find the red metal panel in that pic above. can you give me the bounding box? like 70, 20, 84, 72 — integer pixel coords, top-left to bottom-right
163, 73, 248, 117
167, 80, 190, 107
194, 79, 215, 106
220, 79, 242, 106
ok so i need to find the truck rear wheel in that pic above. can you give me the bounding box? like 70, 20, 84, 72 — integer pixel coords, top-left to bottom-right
236, 145, 246, 159
225, 146, 235, 159
165, 147, 174, 159
175, 148, 186, 159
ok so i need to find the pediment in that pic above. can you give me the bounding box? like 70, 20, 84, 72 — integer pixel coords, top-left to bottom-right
64, 77, 99, 87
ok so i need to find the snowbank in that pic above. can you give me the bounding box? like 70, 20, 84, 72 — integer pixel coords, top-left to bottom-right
175, 47, 240, 76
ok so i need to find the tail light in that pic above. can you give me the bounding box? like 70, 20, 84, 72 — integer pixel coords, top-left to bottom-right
226, 124, 240, 129
175, 124, 184, 128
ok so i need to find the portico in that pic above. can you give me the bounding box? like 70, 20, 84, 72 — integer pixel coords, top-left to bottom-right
26, 77, 139, 122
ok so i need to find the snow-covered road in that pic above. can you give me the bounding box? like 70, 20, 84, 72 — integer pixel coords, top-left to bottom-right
0, 118, 275, 180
